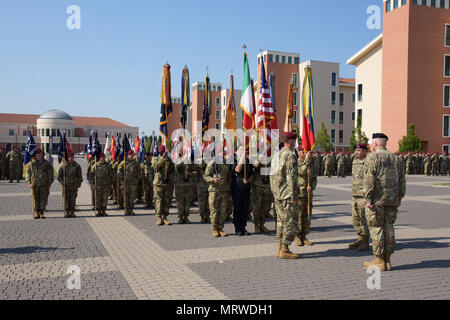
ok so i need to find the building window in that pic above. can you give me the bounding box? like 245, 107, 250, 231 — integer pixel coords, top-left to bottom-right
215, 123, 220, 130
331, 72, 337, 86
294, 57, 299, 64
444, 115, 450, 137
293, 92, 298, 106
291, 73, 298, 87
444, 85, 450, 106
440, 0, 445, 8
446, 25, 450, 47
394, 0, 399, 9
269, 54, 273, 62
339, 93, 344, 106
223, 97, 226, 106
258, 57, 261, 65
443, 145, 450, 154
9, 129, 14, 136
51, 129, 56, 137
331, 92, 336, 105
339, 130, 344, 144
216, 97, 220, 107
223, 110, 226, 118
288, 56, 292, 64
358, 84, 363, 101
386, 0, 391, 12
264, 55, 266, 63
331, 129, 336, 143
402, 0, 407, 5
352, 111, 355, 121
46, 129, 50, 137
275, 55, 279, 63
217, 86, 221, 91
282, 56, 286, 63
445, 55, 450, 77
23, 130, 27, 136
339, 111, 344, 124
331, 111, 336, 124
293, 110, 297, 124
431, 0, 436, 6
216, 110, 220, 120
352, 93, 356, 103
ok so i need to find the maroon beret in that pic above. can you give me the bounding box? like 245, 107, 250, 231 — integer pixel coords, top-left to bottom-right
158, 145, 166, 153
284, 131, 297, 140
35, 148, 42, 155
127, 150, 134, 156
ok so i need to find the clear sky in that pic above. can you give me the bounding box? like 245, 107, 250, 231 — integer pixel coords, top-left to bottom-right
0, 0, 383, 135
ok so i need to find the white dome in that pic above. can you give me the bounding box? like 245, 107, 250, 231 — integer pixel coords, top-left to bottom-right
39, 109, 73, 121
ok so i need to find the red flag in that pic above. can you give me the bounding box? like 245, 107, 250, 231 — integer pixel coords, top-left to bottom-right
110, 136, 117, 160
134, 136, 141, 154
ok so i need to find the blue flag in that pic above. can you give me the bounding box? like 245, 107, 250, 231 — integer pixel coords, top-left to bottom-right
120, 135, 131, 160
58, 133, 68, 164
151, 136, 158, 156
117, 141, 123, 162
138, 137, 146, 162
24, 132, 37, 165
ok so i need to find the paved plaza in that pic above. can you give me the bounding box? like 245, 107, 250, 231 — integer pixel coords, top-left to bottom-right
0, 158, 449, 300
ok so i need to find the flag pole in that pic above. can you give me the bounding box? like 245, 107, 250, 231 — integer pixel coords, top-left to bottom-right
94, 155, 97, 213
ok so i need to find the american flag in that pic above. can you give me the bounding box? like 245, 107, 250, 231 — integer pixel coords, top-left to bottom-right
256, 62, 277, 156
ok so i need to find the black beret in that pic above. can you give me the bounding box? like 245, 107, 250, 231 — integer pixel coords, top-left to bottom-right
372, 133, 388, 140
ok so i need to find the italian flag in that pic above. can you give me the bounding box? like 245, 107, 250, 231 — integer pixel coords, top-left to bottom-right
240, 52, 255, 130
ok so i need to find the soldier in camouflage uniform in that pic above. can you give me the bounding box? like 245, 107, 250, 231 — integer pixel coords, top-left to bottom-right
423, 153, 431, 175
323, 152, 334, 178
57, 152, 82, 218
143, 153, 154, 208
197, 161, 211, 224
6, 146, 22, 183
271, 132, 300, 259
348, 144, 370, 251
439, 152, 448, 175
0, 147, 7, 180
87, 157, 96, 210
204, 147, 232, 237
118, 150, 141, 216
89, 153, 113, 217
26, 149, 54, 219
175, 155, 196, 224
431, 152, 439, 175
363, 133, 406, 271
294, 147, 317, 247
251, 157, 272, 234
112, 158, 123, 208
405, 152, 414, 175
152, 145, 175, 225
336, 151, 346, 178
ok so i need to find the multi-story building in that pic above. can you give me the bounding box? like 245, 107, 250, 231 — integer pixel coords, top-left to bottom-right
299, 60, 355, 152
256, 50, 301, 132
0, 109, 139, 153
348, 0, 450, 153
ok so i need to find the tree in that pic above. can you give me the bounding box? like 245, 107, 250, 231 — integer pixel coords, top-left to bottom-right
166, 139, 173, 152
349, 116, 369, 153
314, 122, 334, 152
398, 123, 423, 153
145, 139, 152, 153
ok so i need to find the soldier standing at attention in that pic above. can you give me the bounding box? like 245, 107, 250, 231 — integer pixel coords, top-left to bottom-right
175, 153, 195, 224
271, 131, 300, 259
363, 133, 406, 271
87, 157, 96, 210
57, 152, 82, 218
89, 153, 113, 217
251, 156, 272, 234
439, 152, 448, 176
423, 153, 431, 175
204, 147, 232, 238
348, 143, 370, 251
6, 146, 22, 183
118, 150, 141, 216
143, 153, 154, 208
26, 149, 54, 219
152, 145, 175, 225
431, 152, 439, 175
0, 147, 7, 180
336, 151, 346, 178
294, 147, 317, 247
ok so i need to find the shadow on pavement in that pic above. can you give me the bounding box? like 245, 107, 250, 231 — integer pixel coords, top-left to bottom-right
394, 260, 450, 270
0, 246, 73, 255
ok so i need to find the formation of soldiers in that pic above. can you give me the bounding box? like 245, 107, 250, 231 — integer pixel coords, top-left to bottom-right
399, 152, 449, 176
0, 146, 24, 183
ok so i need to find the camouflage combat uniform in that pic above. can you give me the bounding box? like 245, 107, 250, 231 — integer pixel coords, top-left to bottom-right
0, 149, 7, 180
89, 160, 113, 216
152, 155, 176, 223
423, 154, 431, 175
363, 147, 406, 270
271, 146, 299, 247
439, 153, 448, 175
431, 153, 439, 175
336, 152, 346, 178
87, 158, 96, 210
197, 162, 210, 223
251, 159, 272, 233
57, 160, 82, 217
204, 161, 232, 234
6, 150, 22, 182
175, 162, 196, 223
118, 158, 141, 215
26, 158, 54, 219
143, 157, 154, 208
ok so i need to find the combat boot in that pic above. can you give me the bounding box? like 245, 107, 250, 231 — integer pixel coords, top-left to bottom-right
64, 211, 70, 218
363, 255, 386, 271
163, 218, 172, 225
102, 210, 108, 217
301, 234, 313, 246
218, 229, 227, 237
278, 244, 300, 259
385, 252, 392, 271
212, 226, 220, 238
39, 212, 46, 219
96, 210, 102, 217
33, 211, 40, 219
357, 236, 370, 252
156, 217, 164, 226
200, 216, 206, 223
185, 218, 192, 224
254, 224, 262, 234
276, 242, 282, 257
260, 224, 271, 233
348, 235, 363, 249
294, 236, 303, 247
71, 211, 77, 218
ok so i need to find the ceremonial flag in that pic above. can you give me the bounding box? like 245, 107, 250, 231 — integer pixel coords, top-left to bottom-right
180, 66, 190, 129
138, 137, 146, 162
116, 140, 123, 162
110, 136, 117, 160
134, 136, 141, 154
159, 64, 173, 146
202, 73, 211, 136
302, 65, 315, 151
122, 135, 131, 155
240, 52, 255, 130
58, 133, 68, 164
225, 75, 236, 131
284, 81, 294, 132
151, 136, 159, 156
24, 132, 37, 165
104, 135, 111, 156
65, 138, 72, 157
256, 62, 277, 156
